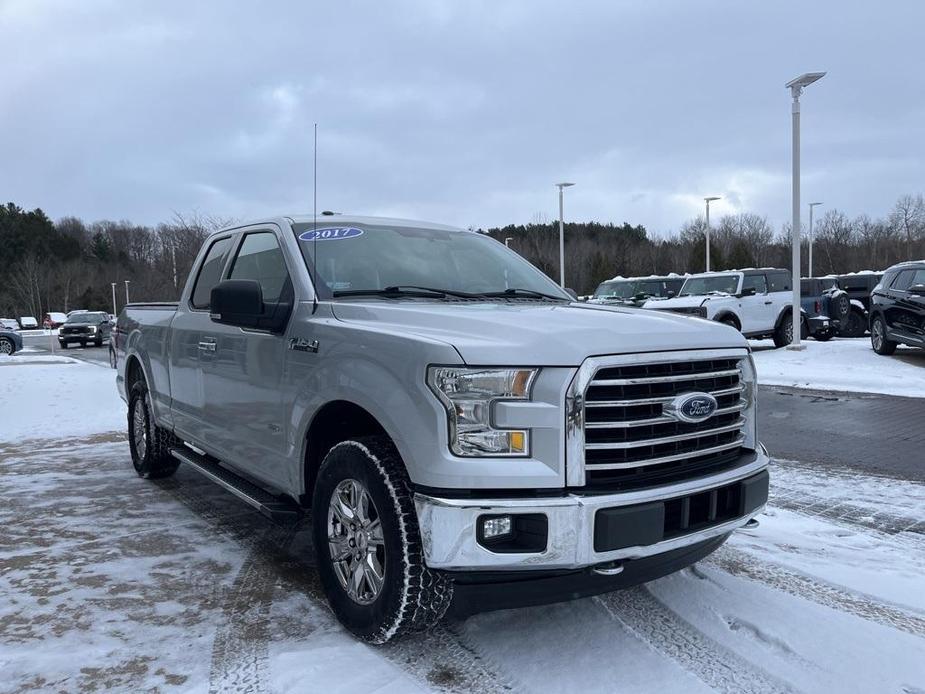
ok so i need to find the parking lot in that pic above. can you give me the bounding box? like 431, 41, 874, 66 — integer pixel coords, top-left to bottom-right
2, 340, 924, 693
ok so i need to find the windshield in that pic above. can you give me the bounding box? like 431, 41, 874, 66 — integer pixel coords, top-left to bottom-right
679, 275, 739, 296
66, 312, 106, 323
593, 280, 635, 299
292, 223, 569, 299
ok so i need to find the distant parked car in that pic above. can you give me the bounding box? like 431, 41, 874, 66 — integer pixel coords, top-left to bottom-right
18, 316, 39, 329
589, 274, 685, 307
0, 328, 23, 355
43, 312, 68, 328
58, 311, 113, 348
833, 272, 883, 337
0, 318, 20, 330
800, 278, 851, 341
869, 261, 925, 355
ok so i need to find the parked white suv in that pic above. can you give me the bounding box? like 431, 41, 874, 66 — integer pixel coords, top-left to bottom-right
643, 269, 802, 347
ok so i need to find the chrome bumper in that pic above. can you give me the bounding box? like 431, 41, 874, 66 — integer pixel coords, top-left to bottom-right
414, 444, 770, 571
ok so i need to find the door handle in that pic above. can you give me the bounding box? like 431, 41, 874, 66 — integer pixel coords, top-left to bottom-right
764, 301, 773, 305
198, 339, 217, 352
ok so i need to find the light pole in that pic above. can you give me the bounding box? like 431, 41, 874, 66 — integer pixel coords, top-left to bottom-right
124, 280, 131, 305
555, 182, 575, 288
808, 202, 823, 277
111, 282, 117, 317
704, 196, 721, 271
504, 237, 513, 248
785, 71, 826, 350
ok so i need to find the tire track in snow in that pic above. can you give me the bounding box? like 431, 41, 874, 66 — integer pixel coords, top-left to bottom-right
708, 546, 925, 638
158, 477, 511, 693
769, 492, 925, 540
596, 586, 794, 694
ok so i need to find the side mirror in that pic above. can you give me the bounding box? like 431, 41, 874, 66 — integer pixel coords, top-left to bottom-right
565, 288, 579, 301
666, 290, 676, 298
211, 280, 264, 329
909, 284, 925, 296
738, 287, 756, 298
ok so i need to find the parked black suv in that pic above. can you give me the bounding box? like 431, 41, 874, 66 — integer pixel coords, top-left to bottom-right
869, 261, 925, 355
58, 311, 113, 348
834, 272, 883, 337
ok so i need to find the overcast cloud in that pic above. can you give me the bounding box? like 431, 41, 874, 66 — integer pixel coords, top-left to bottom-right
2, 0, 923, 235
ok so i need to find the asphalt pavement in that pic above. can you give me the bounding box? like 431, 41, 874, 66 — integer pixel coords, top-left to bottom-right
17, 334, 923, 481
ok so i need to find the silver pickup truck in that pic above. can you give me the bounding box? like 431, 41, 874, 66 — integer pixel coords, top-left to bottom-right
116, 214, 769, 643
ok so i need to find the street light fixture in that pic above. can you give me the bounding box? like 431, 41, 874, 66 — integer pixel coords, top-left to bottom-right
504, 237, 513, 248
124, 280, 131, 305
808, 202, 823, 277
704, 196, 721, 272
555, 182, 575, 288
785, 71, 826, 350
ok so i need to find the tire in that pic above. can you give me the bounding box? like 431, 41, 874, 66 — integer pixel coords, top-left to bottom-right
312, 436, 452, 643
772, 313, 808, 348
719, 316, 740, 331
59, 341, 68, 349
128, 380, 180, 479
840, 308, 867, 338
80, 341, 86, 348
0, 337, 14, 355
870, 315, 897, 356
109, 346, 117, 369
95, 338, 103, 347
831, 293, 851, 322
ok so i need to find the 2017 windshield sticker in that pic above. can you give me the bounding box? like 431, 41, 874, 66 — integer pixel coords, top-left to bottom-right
299, 227, 364, 241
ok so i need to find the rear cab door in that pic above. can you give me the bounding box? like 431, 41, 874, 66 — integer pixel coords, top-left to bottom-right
738, 272, 772, 332
885, 268, 925, 343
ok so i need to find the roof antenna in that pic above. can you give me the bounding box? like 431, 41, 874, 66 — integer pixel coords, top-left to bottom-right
312, 122, 319, 312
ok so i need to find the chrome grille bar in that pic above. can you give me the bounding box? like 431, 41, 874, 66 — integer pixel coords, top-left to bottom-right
585, 402, 745, 429
589, 368, 740, 386
585, 419, 746, 450
584, 437, 746, 471
584, 384, 744, 408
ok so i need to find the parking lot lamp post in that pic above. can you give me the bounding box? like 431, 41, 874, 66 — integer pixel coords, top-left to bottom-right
785, 71, 826, 351
555, 182, 575, 288
704, 196, 721, 271
124, 280, 131, 305
111, 283, 117, 317
504, 237, 513, 248
808, 202, 823, 277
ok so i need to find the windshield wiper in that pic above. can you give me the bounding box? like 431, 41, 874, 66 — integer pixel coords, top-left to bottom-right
332, 285, 477, 299
477, 288, 568, 301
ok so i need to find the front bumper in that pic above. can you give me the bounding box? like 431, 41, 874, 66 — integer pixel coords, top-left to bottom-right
415, 444, 769, 571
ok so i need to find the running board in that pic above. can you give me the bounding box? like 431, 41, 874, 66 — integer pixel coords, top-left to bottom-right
169, 446, 303, 524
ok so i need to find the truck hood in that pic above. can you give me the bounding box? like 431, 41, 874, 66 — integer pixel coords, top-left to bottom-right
330, 300, 745, 365
643, 295, 717, 310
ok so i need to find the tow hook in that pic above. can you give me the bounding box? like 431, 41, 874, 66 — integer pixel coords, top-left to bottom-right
744, 518, 760, 529
592, 561, 625, 576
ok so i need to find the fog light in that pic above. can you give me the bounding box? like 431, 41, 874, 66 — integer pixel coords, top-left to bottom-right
481, 515, 513, 539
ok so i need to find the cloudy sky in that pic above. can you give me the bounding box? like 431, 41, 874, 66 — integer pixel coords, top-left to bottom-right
2, 0, 923, 235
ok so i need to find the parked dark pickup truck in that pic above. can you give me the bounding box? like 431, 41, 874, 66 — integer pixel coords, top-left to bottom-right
115, 214, 769, 643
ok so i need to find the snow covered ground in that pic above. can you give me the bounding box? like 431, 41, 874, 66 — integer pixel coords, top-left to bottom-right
2, 360, 925, 693
750, 337, 925, 397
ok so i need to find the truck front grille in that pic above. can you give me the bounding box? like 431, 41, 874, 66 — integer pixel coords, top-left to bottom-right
576, 356, 748, 491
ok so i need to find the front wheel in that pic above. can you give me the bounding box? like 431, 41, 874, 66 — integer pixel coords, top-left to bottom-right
312, 436, 452, 643
109, 346, 117, 369
59, 341, 68, 350
772, 314, 808, 348
128, 381, 180, 479
840, 308, 867, 338
871, 315, 897, 356
0, 337, 14, 355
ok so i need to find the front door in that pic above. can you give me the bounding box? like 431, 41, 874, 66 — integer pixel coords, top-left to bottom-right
198, 226, 295, 489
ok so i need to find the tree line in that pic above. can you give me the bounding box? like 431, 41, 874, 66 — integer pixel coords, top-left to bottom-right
1, 192, 923, 318
483, 193, 925, 294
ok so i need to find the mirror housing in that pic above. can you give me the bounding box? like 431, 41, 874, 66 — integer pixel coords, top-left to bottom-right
909, 283, 925, 296
666, 290, 676, 298
210, 280, 263, 329
738, 286, 757, 298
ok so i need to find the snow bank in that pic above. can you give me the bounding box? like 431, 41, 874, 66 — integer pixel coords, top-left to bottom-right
0, 360, 124, 445
750, 338, 925, 397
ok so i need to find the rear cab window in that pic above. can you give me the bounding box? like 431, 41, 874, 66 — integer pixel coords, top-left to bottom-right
743, 274, 768, 294
766, 271, 791, 292
190, 236, 233, 309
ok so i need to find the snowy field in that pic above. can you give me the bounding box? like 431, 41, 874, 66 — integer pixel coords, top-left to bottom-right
2, 358, 925, 692
750, 337, 925, 397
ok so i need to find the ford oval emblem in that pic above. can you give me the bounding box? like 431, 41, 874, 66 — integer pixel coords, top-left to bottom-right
665, 392, 718, 424
298, 226, 364, 241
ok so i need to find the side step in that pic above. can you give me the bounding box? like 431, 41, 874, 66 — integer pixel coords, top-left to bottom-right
169, 446, 303, 524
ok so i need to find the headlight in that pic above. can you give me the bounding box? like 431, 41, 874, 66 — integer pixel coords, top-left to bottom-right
738, 353, 758, 449
427, 367, 537, 457
88, 325, 97, 332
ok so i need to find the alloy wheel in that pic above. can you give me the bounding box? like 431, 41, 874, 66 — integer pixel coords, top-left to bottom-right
0, 340, 12, 355
327, 478, 386, 605
132, 398, 148, 460
872, 319, 884, 350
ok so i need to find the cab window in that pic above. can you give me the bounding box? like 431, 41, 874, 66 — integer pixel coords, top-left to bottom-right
228, 232, 291, 303
191, 236, 233, 309
766, 271, 791, 292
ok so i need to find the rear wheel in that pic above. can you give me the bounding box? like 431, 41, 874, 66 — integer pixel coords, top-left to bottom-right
312, 436, 452, 643
109, 345, 117, 369
59, 341, 68, 349
719, 316, 739, 331
128, 380, 180, 479
840, 308, 867, 337
0, 337, 14, 355
773, 313, 808, 348
870, 315, 897, 356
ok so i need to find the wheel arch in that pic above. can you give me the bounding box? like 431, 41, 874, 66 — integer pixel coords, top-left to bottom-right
713, 310, 741, 330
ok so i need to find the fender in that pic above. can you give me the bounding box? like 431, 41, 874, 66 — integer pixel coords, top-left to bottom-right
849, 299, 867, 313
774, 304, 808, 328
712, 309, 741, 328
